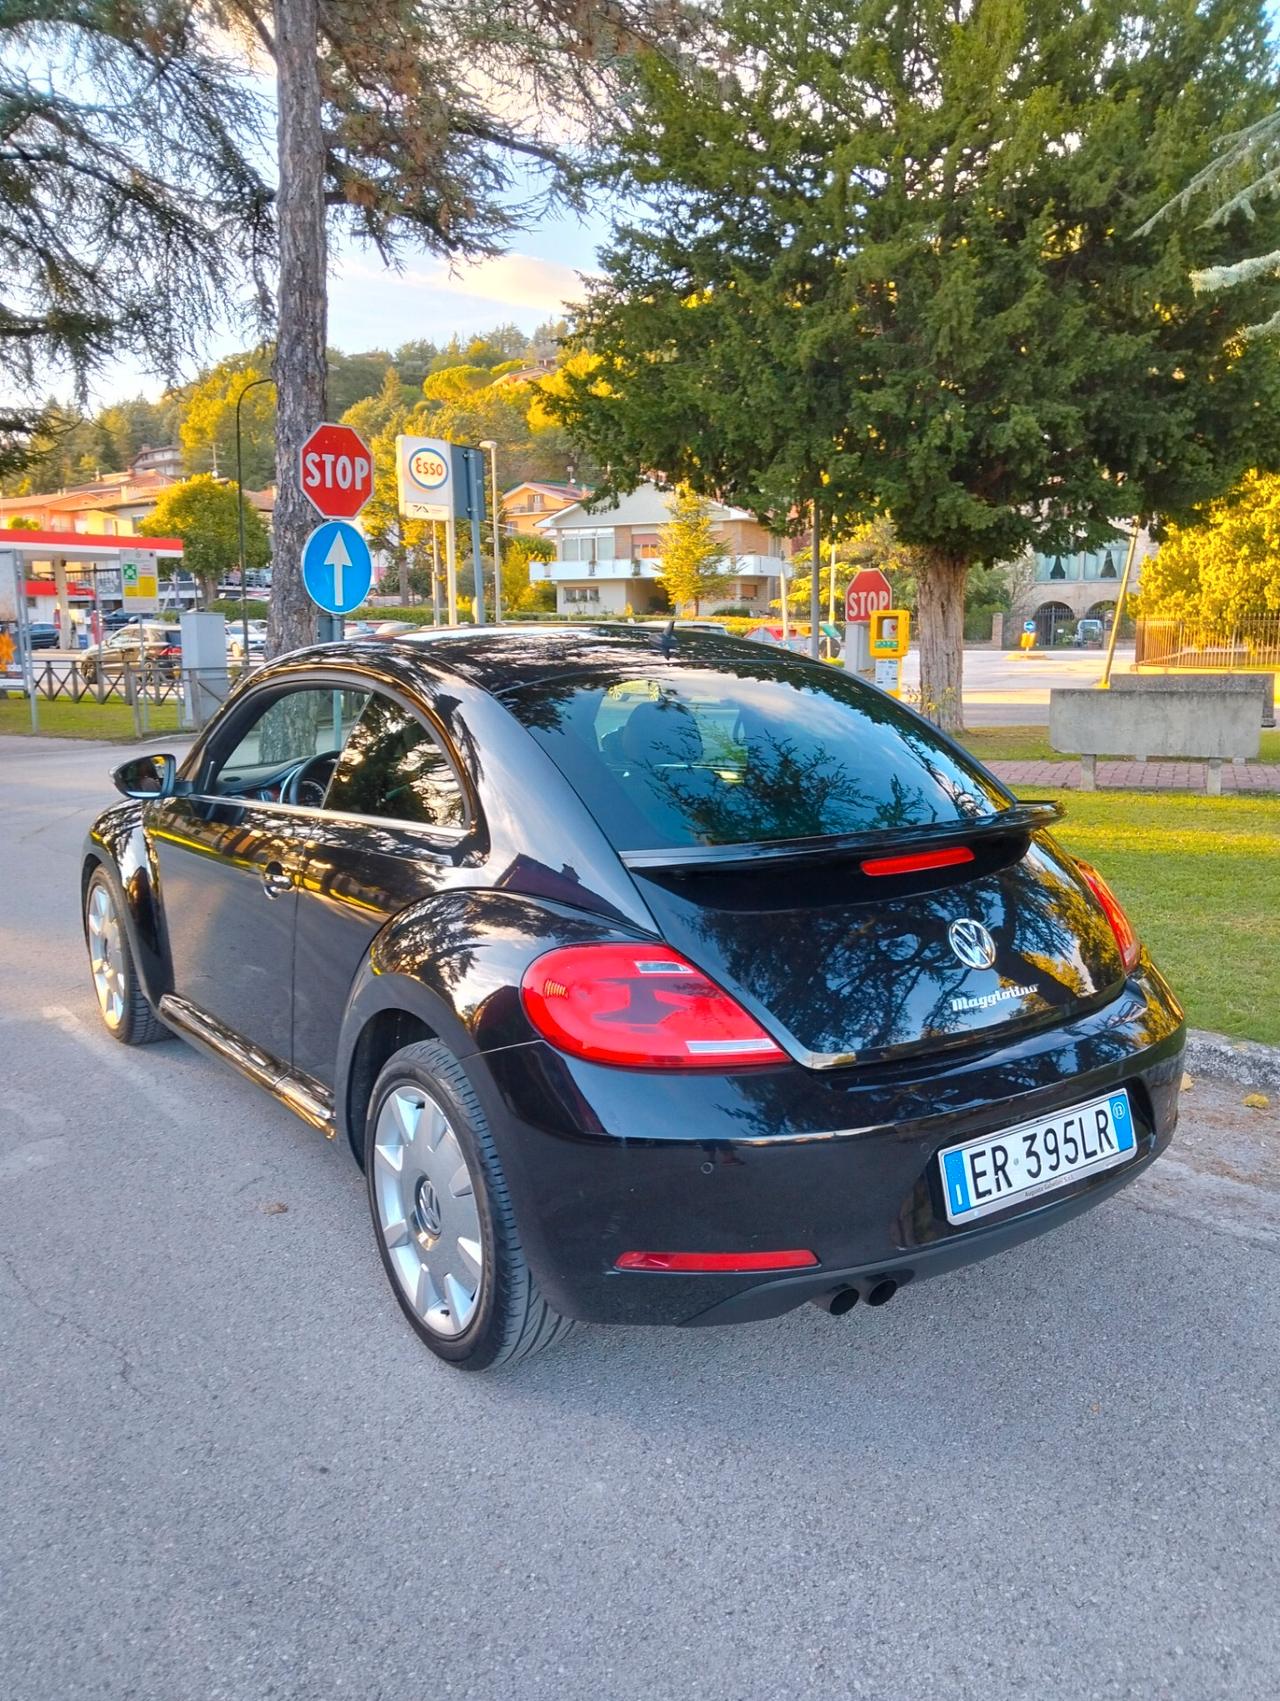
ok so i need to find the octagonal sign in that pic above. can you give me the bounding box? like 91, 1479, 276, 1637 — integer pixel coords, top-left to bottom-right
299, 423, 374, 519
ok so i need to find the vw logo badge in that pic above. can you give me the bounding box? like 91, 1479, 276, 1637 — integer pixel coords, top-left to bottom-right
949, 917, 997, 970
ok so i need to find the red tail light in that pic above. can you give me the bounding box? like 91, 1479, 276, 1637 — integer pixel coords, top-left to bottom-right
861, 845, 974, 877
1077, 861, 1141, 972
520, 943, 787, 1069
616, 1249, 818, 1273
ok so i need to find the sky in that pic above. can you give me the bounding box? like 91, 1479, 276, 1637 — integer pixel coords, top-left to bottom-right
86, 194, 611, 408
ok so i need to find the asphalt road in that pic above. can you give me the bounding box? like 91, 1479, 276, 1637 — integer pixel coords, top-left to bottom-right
2, 735, 1278, 1701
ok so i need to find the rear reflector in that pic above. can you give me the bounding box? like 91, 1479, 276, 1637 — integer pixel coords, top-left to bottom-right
615, 1249, 819, 1273
861, 845, 975, 878
1076, 860, 1141, 972
521, 942, 786, 1069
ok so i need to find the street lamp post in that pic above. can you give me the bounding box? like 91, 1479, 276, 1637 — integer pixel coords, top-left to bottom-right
478, 439, 502, 623
235, 375, 274, 664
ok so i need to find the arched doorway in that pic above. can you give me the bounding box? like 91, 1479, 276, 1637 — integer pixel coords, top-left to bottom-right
1035, 601, 1074, 646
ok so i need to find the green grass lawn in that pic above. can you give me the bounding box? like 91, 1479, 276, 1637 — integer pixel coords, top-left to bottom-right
0, 696, 182, 740
1020, 788, 1280, 1046
963, 724, 1280, 765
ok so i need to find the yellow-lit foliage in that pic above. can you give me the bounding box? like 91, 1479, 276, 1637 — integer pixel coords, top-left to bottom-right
1140, 470, 1280, 622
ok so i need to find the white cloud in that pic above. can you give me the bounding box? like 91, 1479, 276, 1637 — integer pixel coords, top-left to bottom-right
335, 252, 593, 319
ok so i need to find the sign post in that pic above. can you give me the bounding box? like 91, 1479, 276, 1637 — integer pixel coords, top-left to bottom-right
0, 548, 36, 731
453, 445, 487, 625
119, 548, 160, 616
299, 424, 374, 520
396, 437, 490, 624
397, 436, 456, 620
845, 568, 893, 624
298, 423, 374, 638
844, 567, 893, 677
301, 521, 374, 618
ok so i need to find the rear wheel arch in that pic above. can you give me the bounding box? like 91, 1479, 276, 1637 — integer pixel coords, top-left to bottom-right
343, 1004, 438, 1168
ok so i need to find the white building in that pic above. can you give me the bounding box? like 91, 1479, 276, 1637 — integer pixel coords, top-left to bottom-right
1009, 528, 1156, 644
531, 483, 791, 616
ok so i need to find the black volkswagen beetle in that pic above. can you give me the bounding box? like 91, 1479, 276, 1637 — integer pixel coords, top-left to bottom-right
82, 627, 1184, 1369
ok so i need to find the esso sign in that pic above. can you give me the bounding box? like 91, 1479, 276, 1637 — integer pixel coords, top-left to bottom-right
845, 568, 893, 624
299, 423, 374, 519
408, 447, 449, 489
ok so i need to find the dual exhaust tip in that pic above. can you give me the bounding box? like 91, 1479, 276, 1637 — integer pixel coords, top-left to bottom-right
811, 1276, 901, 1316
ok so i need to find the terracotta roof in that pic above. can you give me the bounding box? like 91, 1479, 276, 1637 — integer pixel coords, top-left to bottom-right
502, 481, 589, 502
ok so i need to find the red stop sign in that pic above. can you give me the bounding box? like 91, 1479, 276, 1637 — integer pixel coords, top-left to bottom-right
845, 568, 893, 624
299, 423, 374, 519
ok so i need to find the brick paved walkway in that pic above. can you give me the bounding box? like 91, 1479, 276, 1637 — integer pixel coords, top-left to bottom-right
990, 759, 1280, 793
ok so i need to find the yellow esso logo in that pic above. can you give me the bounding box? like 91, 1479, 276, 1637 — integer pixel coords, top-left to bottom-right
409, 449, 448, 488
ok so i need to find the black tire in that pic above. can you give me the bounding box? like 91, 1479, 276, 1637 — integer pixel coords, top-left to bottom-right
83, 866, 167, 1046
365, 1039, 574, 1371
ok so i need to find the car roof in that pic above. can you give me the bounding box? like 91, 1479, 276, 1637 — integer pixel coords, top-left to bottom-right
375, 622, 812, 693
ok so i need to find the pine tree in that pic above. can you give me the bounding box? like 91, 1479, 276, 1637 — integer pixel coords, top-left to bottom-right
659, 487, 729, 614
552, 0, 1280, 729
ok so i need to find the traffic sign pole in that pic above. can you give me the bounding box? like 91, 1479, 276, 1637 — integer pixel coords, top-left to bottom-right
444, 521, 458, 625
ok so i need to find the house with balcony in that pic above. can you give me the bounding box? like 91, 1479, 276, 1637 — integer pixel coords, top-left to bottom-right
531, 483, 790, 616
500, 480, 589, 538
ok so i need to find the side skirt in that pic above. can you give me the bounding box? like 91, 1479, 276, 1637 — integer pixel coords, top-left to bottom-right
158, 994, 335, 1138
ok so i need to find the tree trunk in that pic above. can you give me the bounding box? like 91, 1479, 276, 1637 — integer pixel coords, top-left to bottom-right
268, 0, 326, 658
398, 550, 411, 606
915, 551, 970, 733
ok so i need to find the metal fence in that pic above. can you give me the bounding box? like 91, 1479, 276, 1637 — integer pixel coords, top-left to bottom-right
1136, 614, 1280, 671
18, 659, 260, 736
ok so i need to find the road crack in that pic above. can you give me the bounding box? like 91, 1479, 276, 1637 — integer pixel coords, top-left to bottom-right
0, 1246, 150, 1401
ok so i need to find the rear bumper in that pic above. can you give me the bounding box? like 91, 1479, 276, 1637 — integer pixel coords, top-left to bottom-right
469, 963, 1185, 1327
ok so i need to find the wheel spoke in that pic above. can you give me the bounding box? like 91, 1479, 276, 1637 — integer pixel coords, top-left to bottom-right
456, 1236, 482, 1277
382, 1214, 410, 1250
424, 1101, 447, 1150
448, 1162, 473, 1200
373, 1140, 403, 1177
391, 1090, 422, 1145
444, 1273, 477, 1328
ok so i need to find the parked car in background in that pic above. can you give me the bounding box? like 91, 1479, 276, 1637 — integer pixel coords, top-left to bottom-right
226, 621, 267, 664
639, 618, 729, 635
746, 623, 843, 662
79, 623, 182, 684
27, 623, 59, 650
1073, 618, 1105, 648
103, 610, 138, 632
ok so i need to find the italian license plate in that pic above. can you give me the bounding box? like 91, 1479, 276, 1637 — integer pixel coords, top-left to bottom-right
939, 1089, 1136, 1226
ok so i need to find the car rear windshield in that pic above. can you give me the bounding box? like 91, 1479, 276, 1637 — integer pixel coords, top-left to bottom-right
502, 662, 1009, 851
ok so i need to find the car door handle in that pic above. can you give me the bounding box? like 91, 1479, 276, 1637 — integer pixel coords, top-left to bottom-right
261, 860, 294, 899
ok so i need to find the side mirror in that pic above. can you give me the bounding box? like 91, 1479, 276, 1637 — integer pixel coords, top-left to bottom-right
113, 753, 178, 800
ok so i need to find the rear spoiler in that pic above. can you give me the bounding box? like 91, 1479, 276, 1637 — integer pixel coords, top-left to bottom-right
619, 800, 1064, 873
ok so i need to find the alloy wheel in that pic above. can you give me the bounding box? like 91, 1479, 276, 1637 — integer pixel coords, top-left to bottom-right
371, 1085, 484, 1337
87, 881, 126, 1029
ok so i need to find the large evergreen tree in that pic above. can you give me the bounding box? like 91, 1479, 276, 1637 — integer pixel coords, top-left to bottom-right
552, 0, 1280, 728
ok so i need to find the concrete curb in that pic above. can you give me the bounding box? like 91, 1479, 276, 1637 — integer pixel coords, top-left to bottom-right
1184, 1028, 1280, 1092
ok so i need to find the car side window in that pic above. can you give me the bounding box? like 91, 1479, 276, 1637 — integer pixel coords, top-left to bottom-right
207, 686, 370, 795
322, 692, 466, 830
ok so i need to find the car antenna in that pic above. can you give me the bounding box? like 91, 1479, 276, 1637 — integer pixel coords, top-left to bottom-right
660, 617, 676, 658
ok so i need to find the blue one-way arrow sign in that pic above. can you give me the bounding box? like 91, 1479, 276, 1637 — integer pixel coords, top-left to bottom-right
301, 520, 373, 616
